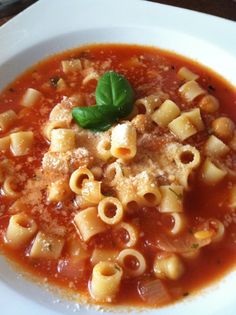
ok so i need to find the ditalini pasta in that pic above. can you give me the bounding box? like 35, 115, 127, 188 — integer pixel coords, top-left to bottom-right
111, 123, 137, 160
0, 43, 235, 308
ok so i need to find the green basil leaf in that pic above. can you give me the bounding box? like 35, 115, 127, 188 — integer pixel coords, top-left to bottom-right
72, 105, 117, 130
95, 71, 134, 112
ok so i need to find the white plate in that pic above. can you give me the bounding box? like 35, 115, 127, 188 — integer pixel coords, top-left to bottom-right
0, 0, 235, 314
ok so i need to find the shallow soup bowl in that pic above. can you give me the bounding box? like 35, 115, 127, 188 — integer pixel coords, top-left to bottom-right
0, 0, 236, 314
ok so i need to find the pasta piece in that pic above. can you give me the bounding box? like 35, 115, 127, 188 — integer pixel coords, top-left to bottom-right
195, 219, 225, 243
0, 110, 17, 131
49, 96, 78, 124
134, 92, 168, 115
151, 100, 180, 128
10, 131, 34, 156
47, 179, 72, 202
200, 158, 227, 185
111, 123, 137, 160
75, 195, 97, 209
3, 176, 20, 198
0, 159, 13, 184
169, 213, 186, 235
96, 138, 112, 161
43, 120, 68, 140
90, 261, 123, 302
135, 172, 161, 207
30, 231, 64, 259
0, 136, 10, 152
204, 135, 230, 157
159, 185, 184, 213
82, 69, 100, 85
117, 249, 146, 277
21, 88, 42, 107
5, 213, 37, 248
61, 59, 82, 73
104, 162, 123, 186
168, 115, 197, 141
74, 207, 107, 242
67, 235, 89, 259
98, 197, 124, 225
50, 129, 76, 152
69, 167, 94, 194
91, 248, 119, 265
153, 253, 185, 280
116, 178, 141, 212
179, 80, 206, 102
113, 222, 138, 248
81, 180, 103, 204
177, 67, 199, 82
174, 145, 201, 169
182, 108, 204, 131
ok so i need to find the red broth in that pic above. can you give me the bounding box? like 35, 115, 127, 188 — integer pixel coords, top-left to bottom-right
0, 44, 236, 307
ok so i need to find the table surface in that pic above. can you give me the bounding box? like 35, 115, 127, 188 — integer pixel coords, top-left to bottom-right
0, 0, 236, 26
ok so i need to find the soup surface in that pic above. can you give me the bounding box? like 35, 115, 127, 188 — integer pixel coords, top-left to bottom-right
0, 44, 236, 307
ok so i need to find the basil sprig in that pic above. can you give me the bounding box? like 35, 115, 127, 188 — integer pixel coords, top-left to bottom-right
72, 71, 134, 131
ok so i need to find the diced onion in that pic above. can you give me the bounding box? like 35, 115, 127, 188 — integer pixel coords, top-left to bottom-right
138, 279, 171, 305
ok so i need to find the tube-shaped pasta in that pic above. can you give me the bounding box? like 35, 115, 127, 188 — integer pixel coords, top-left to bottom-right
69, 167, 94, 194
10, 131, 34, 156
47, 179, 72, 202
116, 178, 141, 212
113, 222, 138, 248
159, 185, 184, 213
90, 261, 123, 302
74, 207, 107, 242
104, 162, 123, 186
43, 120, 68, 140
135, 172, 161, 207
177, 67, 199, 82
204, 135, 230, 157
3, 176, 20, 198
82, 70, 100, 85
201, 158, 227, 185
151, 100, 180, 128
111, 123, 137, 160
117, 249, 146, 277
21, 88, 42, 107
168, 115, 197, 141
174, 145, 201, 169
91, 248, 119, 265
81, 180, 103, 204
98, 197, 124, 225
96, 138, 112, 161
153, 254, 185, 280
0, 136, 10, 152
50, 129, 76, 152
30, 231, 64, 259
5, 213, 37, 248
0, 110, 17, 131
61, 59, 82, 73
134, 92, 168, 115
67, 235, 89, 259
179, 80, 206, 102
182, 108, 204, 131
